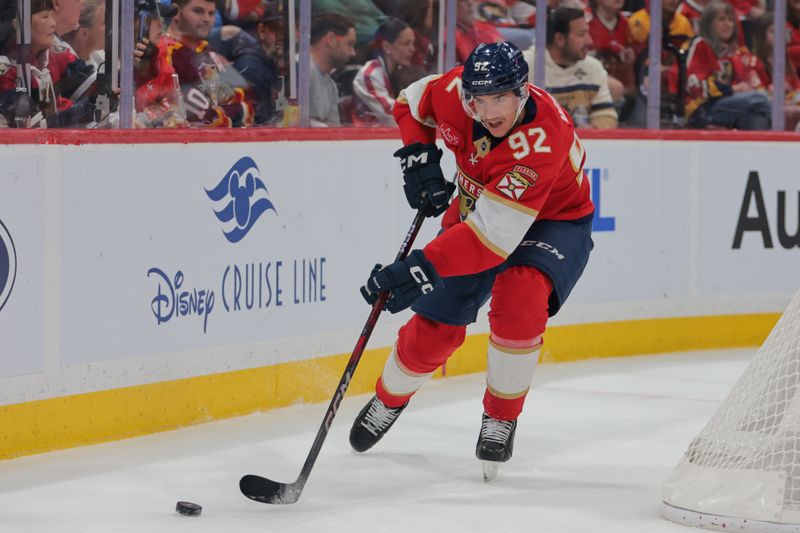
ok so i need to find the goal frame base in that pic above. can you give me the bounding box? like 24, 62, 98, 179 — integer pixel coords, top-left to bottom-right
661, 503, 800, 532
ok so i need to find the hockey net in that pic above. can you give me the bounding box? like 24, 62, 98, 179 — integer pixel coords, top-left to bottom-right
662, 290, 800, 532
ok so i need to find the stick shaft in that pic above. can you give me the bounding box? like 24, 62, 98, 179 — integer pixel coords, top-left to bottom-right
291, 205, 429, 492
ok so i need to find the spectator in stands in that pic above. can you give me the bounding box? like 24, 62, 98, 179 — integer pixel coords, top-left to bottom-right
51, 0, 80, 50
0, 0, 96, 127
750, 13, 800, 129
254, 0, 283, 61
789, 0, 800, 75
456, 0, 504, 64
525, 0, 585, 27
588, 0, 636, 100
507, 0, 537, 27
729, 0, 764, 20
626, 0, 694, 126
62, 0, 104, 66
677, 0, 709, 34
675, 0, 750, 47
0, 0, 32, 127
59, 0, 113, 110
629, 0, 695, 54
133, 1, 186, 127
251, 3, 285, 123
134, 0, 173, 47
453, 0, 534, 27
160, 0, 254, 126
352, 17, 415, 125
475, 0, 517, 27
376, 0, 436, 74
207, 2, 283, 125
220, 0, 266, 26
476, 0, 538, 50
684, 0, 770, 129
313, 0, 383, 50
523, 7, 618, 128
47, 0, 97, 112
309, 12, 356, 127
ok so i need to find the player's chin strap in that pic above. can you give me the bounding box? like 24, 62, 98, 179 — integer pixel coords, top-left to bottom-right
460, 85, 530, 132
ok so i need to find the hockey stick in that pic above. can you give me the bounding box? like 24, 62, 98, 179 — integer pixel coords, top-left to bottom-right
240, 202, 429, 505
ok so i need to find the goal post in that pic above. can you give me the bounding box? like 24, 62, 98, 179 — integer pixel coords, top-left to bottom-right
662, 290, 800, 532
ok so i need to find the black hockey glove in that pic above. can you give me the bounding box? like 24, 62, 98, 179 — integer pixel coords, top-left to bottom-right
360, 250, 443, 314
394, 143, 455, 218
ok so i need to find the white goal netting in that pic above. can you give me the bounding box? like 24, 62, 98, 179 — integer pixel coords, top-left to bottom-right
662, 290, 800, 532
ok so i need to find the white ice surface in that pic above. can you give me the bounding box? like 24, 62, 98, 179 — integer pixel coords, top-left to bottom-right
0, 349, 755, 533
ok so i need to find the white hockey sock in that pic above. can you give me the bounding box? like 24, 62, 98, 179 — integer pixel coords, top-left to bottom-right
379, 344, 435, 397
486, 335, 542, 400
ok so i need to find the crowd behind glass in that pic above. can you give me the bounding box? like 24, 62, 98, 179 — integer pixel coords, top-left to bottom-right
0, 0, 797, 129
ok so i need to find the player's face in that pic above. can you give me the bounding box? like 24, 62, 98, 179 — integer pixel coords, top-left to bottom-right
565, 17, 592, 61
383, 27, 415, 68
329, 27, 356, 69
711, 10, 735, 42
176, 0, 216, 40
31, 9, 56, 54
469, 91, 522, 137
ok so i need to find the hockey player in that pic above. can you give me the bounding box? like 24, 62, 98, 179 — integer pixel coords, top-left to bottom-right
349, 41, 594, 476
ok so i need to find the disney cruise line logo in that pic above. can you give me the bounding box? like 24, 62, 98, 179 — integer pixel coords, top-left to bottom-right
205, 156, 276, 243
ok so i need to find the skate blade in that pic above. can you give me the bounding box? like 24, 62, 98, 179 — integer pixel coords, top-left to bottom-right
482, 461, 498, 482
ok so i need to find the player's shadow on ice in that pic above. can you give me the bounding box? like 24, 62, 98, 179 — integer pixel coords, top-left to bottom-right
333, 450, 655, 521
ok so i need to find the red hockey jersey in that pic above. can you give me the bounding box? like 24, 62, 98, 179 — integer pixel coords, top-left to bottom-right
394, 67, 594, 278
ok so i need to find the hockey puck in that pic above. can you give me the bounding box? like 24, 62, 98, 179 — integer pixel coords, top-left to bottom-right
175, 501, 202, 516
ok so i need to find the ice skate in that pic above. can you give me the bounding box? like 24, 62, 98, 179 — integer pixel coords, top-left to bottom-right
349, 395, 407, 452
476, 413, 517, 482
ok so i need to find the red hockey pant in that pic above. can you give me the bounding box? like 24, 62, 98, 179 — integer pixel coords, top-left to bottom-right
376, 266, 551, 420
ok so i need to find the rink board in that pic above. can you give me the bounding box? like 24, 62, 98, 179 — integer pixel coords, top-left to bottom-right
0, 130, 797, 459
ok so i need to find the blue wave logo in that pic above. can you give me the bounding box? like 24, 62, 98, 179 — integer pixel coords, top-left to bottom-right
205, 157, 276, 243
0, 218, 17, 312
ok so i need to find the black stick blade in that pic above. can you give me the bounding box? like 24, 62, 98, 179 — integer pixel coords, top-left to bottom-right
240, 475, 302, 505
